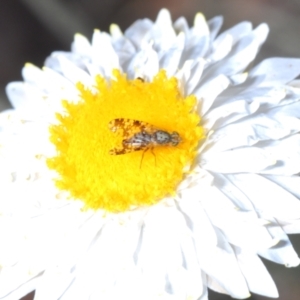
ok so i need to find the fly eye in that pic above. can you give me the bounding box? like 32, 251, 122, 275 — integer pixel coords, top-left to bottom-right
171, 132, 180, 146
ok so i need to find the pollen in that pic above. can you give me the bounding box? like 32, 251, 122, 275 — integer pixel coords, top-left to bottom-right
47, 70, 204, 212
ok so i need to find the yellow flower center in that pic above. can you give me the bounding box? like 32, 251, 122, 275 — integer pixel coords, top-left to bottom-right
47, 70, 204, 212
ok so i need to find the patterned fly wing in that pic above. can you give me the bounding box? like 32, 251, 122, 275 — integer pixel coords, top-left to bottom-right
108, 118, 153, 154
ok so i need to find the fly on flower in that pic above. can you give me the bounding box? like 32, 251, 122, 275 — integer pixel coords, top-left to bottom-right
108, 118, 181, 156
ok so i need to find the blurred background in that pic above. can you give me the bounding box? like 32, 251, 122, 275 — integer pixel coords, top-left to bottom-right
0, 0, 300, 299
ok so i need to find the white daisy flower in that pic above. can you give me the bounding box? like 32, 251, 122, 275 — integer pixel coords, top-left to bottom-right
1, 8, 300, 300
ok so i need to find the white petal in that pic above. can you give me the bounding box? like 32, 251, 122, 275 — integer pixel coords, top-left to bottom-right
195, 74, 230, 116
203, 23, 268, 79
0, 263, 41, 299
71, 33, 92, 57
258, 244, 300, 267
41, 67, 77, 95
203, 99, 259, 130
69, 210, 149, 299
159, 32, 185, 76
0, 276, 40, 300
109, 23, 123, 39
206, 34, 233, 63
45, 51, 89, 72
217, 83, 286, 110
21, 63, 46, 88
205, 108, 300, 154
84, 62, 104, 78
57, 56, 93, 86
110, 25, 136, 69
259, 134, 300, 175
258, 217, 300, 267
55, 278, 90, 300
173, 16, 189, 36
127, 45, 159, 80
229, 174, 300, 220
249, 58, 300, 86
33, 212, 105, 299
176, 59, 205, 96
137, 205, 183, 269
199, 274, 209, 300
288, 79, 300, 88
201, 230, 250, 298
207, 15, 223, 42
198, 225, 249, 298
279, 219, 300, 234
201, 147, 276, 173
6, 82, 38, 110
5, 82, 52, 116
211, 172, 257, 211
178, 227, 204, 299
153, 8, 177, 53
91, 30, 120, 76
198, 185, 276, 250
218, 21, 253, 44
264, 175, 300, 199
33, 269, 75, 300
180, 13, 210, 64
124, 18, 153, 48
186, 59, 205, 95
233, 247, 278, 297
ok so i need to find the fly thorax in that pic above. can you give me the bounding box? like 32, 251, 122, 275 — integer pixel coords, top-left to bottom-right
154, 130, 171, 144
